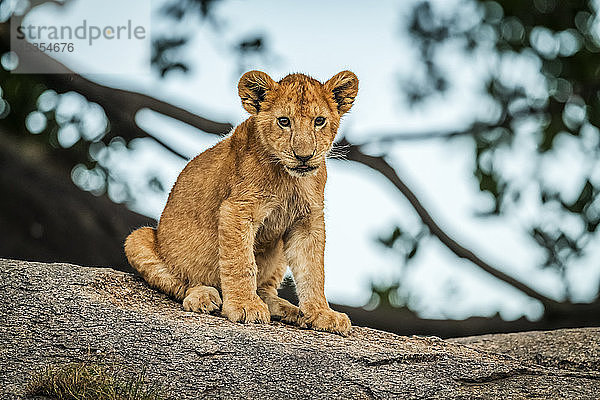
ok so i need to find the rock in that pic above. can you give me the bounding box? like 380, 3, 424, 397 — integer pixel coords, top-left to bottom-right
1, 258, 599, 399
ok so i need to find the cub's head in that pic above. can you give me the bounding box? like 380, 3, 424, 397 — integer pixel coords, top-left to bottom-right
238, 70, 358, 177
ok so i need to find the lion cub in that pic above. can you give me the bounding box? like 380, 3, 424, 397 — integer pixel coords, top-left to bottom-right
125, 70, 358, 335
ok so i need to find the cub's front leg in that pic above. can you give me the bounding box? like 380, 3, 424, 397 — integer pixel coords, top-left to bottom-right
284, 211, 351, 336
218, 199, 270, 323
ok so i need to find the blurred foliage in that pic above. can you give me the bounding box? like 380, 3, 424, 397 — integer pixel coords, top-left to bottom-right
371, 226, 427, 311
0, 68, 135, 203
378, 226, 428, 264
152, 0, 218, 76
0, 0, 270, 208
153, 0, 271, 76
386, 0, 600, 300
364, 282, 403, 310
152, 36, 190, 77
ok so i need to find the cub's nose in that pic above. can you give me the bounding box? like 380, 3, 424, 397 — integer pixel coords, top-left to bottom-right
294, 152, 313, 163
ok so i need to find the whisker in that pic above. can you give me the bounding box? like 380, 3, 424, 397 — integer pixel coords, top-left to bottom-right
326, 144, 350, 160
269, 156, 282, 166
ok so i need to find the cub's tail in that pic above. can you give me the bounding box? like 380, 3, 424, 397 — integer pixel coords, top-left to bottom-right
124, 227, 186, 300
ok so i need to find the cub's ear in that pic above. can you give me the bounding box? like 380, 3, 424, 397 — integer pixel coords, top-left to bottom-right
324, 70, 358, 116
238, 70, 277, 115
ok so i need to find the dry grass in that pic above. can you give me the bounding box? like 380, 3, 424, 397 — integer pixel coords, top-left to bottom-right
27, 362, 169, 400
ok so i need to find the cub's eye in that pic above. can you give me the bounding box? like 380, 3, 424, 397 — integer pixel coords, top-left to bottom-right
277, 117, 290, 127
314, 116, 326, 127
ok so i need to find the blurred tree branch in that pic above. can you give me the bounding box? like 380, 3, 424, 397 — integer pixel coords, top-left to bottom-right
338, 137, 558, 308
365, 108, 545, 144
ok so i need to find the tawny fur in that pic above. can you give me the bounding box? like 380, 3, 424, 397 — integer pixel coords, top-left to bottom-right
124, 70, 358, 335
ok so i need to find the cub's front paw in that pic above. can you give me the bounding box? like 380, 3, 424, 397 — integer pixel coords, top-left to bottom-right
276, 302, 301, 325
299, 306, 351, 336
222, 296, 270, 324
182, 286, 222, 313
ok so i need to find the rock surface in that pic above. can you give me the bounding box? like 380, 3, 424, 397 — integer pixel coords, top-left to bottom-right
1, 258, 599, 399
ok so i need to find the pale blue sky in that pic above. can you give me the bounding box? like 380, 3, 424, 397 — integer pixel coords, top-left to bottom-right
21, 0, 600, 320
18, 0, 150, 73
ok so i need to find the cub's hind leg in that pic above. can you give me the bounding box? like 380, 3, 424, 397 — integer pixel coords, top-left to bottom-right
257, 286, 299, 324
256, 240, 300, 324
183, 285, 222, 313
124, 227, 187, 301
